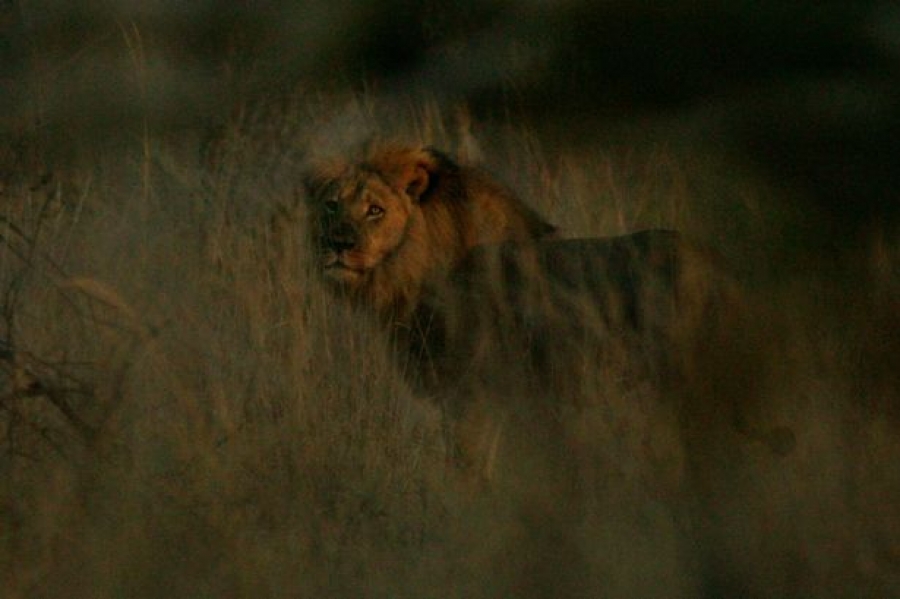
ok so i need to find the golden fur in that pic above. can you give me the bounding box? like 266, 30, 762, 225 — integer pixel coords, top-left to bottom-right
302, 144, 556, 319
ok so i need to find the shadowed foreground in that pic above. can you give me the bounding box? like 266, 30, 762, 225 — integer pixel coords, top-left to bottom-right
1, 101, 899, 598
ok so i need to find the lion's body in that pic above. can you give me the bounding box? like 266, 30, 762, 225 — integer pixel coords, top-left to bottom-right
406, 230, 714, 396
411, 231, 688, 387
403, 230, 794, 473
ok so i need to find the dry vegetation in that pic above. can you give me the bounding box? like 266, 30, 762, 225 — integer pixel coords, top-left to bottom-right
1, 95, 899, 599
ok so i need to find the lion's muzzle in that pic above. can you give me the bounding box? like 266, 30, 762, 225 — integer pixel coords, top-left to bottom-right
324, 220, 359, 252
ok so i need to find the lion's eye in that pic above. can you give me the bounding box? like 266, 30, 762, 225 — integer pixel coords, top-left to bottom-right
366, 205, 385, 218
324, 200, 339, 214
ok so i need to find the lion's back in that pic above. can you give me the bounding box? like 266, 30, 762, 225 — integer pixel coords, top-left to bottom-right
408, 230, 738, 393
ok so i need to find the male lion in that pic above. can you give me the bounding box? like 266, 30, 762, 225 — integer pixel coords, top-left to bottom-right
299, 145, 792, 480
302, 143, 556, 319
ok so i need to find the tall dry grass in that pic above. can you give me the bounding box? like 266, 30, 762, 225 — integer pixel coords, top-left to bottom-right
1, 96, 899, 598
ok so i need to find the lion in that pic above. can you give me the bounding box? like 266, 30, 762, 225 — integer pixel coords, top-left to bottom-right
301, 143, 556, 320
298, 145, 792, 480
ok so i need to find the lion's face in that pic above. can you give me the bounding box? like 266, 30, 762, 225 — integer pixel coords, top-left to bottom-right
304, 148, 434, 289
312, 172, 413, 286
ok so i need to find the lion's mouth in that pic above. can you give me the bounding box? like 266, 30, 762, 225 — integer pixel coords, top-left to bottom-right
321, 251, 371, 283
324, 261, 363, 273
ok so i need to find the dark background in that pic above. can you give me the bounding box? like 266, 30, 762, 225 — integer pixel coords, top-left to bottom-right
2, 1, 899, 237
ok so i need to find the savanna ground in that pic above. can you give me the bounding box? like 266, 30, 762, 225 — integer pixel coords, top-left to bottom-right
2, 15, 900, 593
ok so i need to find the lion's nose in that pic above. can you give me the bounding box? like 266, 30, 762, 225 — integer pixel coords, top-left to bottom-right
327, 222, 358, 252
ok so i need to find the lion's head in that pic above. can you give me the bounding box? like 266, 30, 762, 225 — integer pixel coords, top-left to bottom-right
303, 146, 435, 291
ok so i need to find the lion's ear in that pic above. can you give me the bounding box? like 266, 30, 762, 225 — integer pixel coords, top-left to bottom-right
400, 151, 439, 202
403, 162, 431, 202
